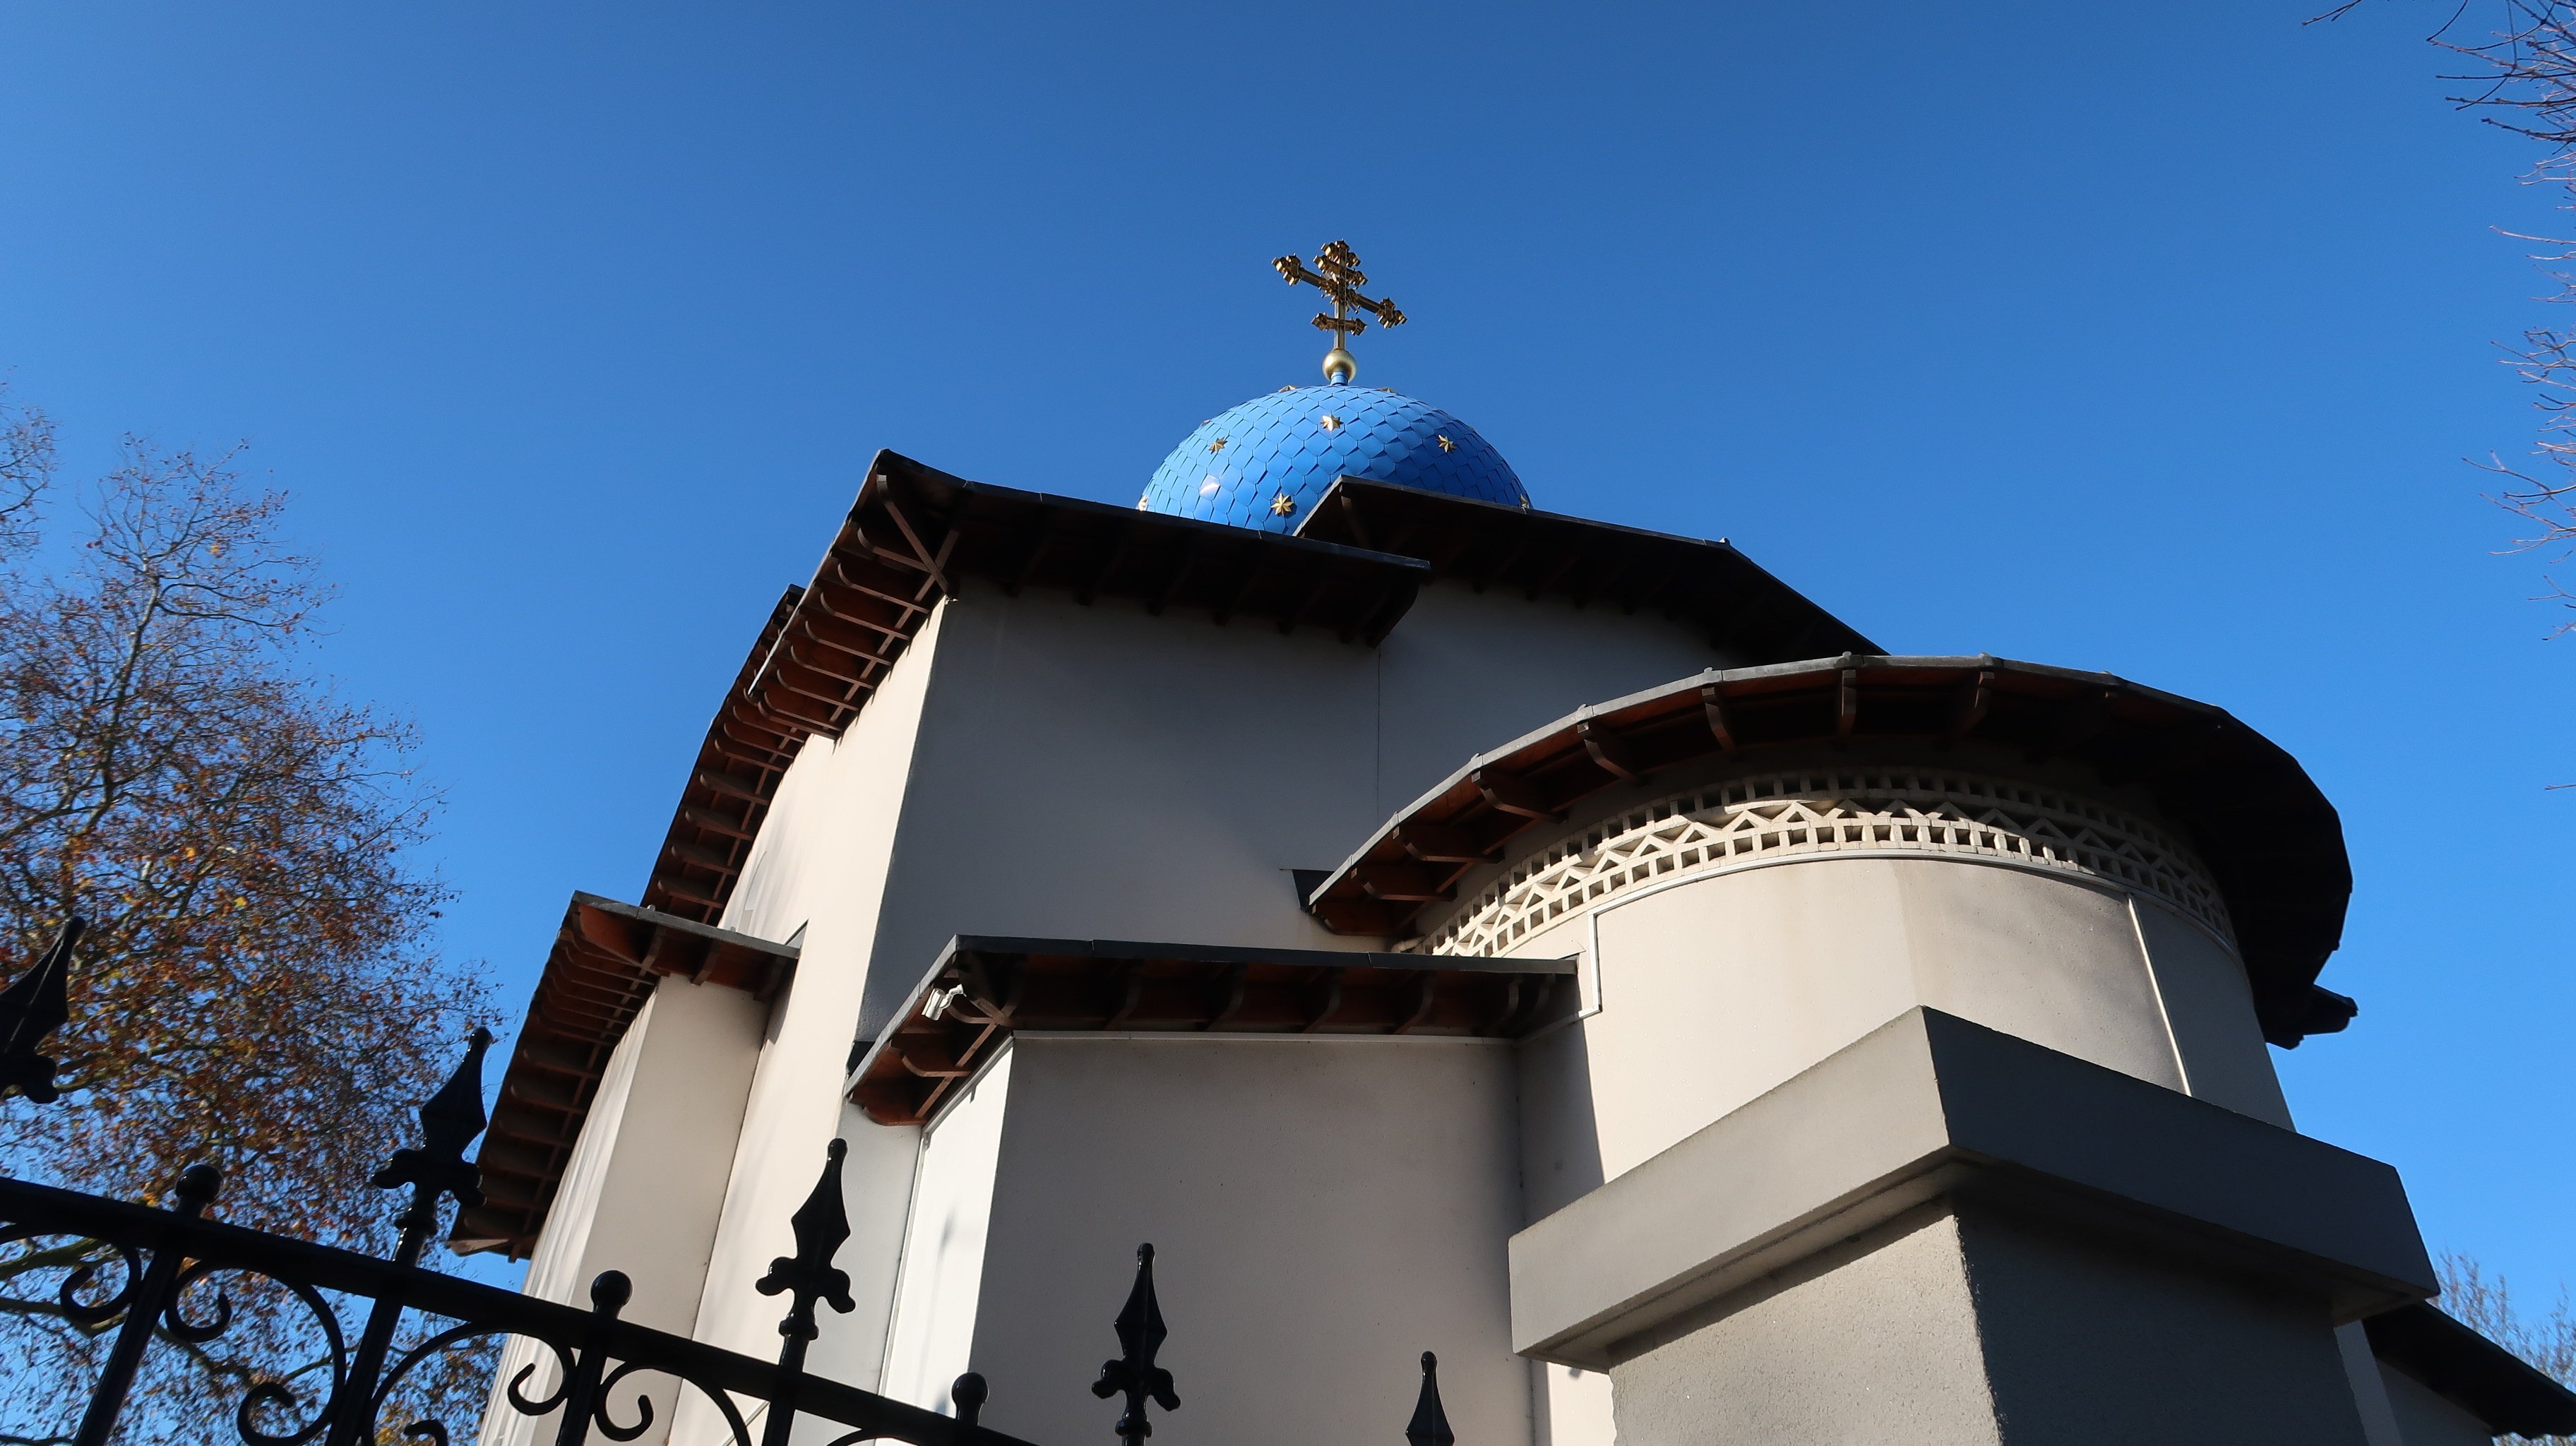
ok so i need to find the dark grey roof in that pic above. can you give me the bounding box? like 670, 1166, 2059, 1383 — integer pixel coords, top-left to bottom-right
2366, 1301, 2576, 1436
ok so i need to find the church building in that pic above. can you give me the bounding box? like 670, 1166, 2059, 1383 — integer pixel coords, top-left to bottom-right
461, 246, 2576, 1446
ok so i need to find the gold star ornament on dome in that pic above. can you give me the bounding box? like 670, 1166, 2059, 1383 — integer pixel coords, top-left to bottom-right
1270, 492, 1297, 518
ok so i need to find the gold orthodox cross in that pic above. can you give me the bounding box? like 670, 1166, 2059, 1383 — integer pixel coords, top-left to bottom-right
1275, 240, 1407, 383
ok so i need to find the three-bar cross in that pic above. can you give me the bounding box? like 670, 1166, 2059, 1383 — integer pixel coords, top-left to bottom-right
1274, 240, 1407, 383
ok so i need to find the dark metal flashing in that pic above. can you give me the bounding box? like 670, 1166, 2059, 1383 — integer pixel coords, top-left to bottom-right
847, 935, 1580, 1128
454, 892, 799, 1257
1295, 477, 1880, 665
1303, 655, 2354, 1048
2366, 1301, 2576, 1436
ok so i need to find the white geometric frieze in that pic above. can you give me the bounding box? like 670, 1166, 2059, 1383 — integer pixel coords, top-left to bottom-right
1424, 768, 2233, 957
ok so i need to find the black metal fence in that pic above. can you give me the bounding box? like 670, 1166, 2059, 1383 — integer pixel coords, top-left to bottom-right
0, 920, 1460, 1446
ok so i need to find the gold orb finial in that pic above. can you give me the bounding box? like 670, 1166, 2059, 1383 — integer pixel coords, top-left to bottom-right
1275, 240, 1405, 386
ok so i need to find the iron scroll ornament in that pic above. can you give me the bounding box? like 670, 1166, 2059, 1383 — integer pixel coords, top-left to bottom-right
0, 1013, 1040, 1446
0, 926, 1448, 1446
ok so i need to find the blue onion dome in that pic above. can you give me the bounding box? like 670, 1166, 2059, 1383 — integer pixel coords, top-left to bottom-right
1139, 383, 1527, 532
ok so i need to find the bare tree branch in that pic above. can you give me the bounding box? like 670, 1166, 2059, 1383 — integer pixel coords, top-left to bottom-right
2438, 1252, 2576, 1445
0, 385, 55, 558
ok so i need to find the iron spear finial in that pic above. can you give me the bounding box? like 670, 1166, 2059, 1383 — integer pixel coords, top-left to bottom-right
757, 1137, 857, 1341
1407, 1351, 1455, 1446
1275, 241, 1407, 385
371, 1027, 495, 1253
1092, 1243, 1179, 1446
0, 916, 81, 1104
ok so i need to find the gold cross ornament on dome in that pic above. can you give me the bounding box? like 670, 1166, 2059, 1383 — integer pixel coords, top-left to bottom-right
1274, 239, 1407, 385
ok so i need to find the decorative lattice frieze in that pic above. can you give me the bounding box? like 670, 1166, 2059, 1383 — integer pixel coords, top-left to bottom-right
1424, 769, 2232, 957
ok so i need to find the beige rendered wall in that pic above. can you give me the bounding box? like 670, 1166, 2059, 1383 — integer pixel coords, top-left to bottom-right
877, 1049, 1014, 1419
657, 573, 1721, 1426
1610, 1207, 2004, 1446
1371, 580, 1729, 816
671, 600, 950, 1397
648, 565, 1778, 1438
665, 571, 1710, 1395
2379, 1363, 2497, 1446
855, 579, 1730, 1037
1952, 1203, 2371, 1445
480, 977, 767, 1446
2134, 895, 2296, 1126
1525, 855, 2271, 1191
931, 1034, 1529, 1446
805, 1100, 925, 1398
1610, 1202, 2375, 1446
1512, 847, 2294, 1212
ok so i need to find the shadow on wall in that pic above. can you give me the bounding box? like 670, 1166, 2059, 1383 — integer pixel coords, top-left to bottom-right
1519, 1022, 1606, 1224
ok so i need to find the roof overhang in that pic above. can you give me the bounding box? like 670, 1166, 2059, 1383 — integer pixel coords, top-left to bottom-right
1303, 655, 2355, 1047
453, 893, 799, 1257
636, 463, 1878, 934
635, 450, 1433, 927
1296, 477, 1880, 662
848, 936, 1580, 1128
2365, 1301, 2576, 1436
479, 452, 1882, 1252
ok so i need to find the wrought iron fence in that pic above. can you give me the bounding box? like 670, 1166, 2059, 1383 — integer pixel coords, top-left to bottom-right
0, 919, 1461, 1446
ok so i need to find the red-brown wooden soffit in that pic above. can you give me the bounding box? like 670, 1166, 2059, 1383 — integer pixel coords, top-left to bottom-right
454, 893, 798, 1257
849, 936, 1580, 1128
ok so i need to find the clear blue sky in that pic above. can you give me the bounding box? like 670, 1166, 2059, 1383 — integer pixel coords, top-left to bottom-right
4, 1, 2570, 1298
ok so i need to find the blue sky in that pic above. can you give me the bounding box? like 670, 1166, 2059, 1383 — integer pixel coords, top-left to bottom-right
4, 1, 2571, 1297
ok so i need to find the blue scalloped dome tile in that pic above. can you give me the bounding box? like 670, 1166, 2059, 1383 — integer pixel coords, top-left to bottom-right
1141, 383, 1526, 532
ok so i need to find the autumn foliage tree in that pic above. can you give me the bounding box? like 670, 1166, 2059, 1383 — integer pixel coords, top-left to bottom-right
0, 385, 491, 1442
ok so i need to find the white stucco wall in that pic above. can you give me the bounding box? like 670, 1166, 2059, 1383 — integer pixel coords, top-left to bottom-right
2336, 1322, 2407, 1446
645, 573, 1729, 1420
806, 1101, 924, 1397
2379, 1362, 2497, 1446
2133, 896, 2294, 1126
878, 1033, 1530, 1446
1610, 1208, 2004, 1446
877, 1048, 1014, 1418
482, 977, 767, 1446
674, 600, 951, 1390
1371, 580, 1732, 815
854, 578, 1730, 1039
1523, 856, 2222, 1189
